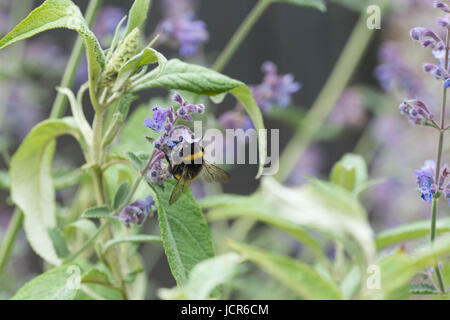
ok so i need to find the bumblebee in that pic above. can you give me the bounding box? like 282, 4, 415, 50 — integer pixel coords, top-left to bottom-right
164, 141, 230, 205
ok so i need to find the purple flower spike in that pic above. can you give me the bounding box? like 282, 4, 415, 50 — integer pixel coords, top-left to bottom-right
119, 196, 154, 228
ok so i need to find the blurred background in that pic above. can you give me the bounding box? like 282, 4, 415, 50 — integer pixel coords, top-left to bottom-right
0, 0, 447, 299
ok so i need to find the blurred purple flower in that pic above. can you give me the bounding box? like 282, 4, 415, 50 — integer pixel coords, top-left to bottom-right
119, 196, 154, 228
328, 88, 366, 129
374, 42, 425, 96
93, 6, 125, 47
251, 61, 301, 112
286, 146, 324, 185
24, 40, 66, 72
4, 84, 43, 139
158, 14, 209, 56
219, 108, 253, 131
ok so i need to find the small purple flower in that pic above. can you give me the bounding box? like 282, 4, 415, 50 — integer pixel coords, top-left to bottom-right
119, 196, 154, 228
414, 160, 437, 203
144, 106, 171, 132
251, 61, 301, 112
445, 184, 450, 206
423, 63, 445, 80
158, 14, 209, 56
398, 99, 434, 125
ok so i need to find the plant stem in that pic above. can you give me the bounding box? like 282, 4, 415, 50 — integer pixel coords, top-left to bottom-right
64, 220, 111, 264
50, 0, 103, 119
274, 9, 381, 182
0, 209, 23, 277
428, 29, 449, 295
212, 0, 271, 72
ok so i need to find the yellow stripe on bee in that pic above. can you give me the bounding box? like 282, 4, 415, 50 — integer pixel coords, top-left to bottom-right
182, 151, 203, 162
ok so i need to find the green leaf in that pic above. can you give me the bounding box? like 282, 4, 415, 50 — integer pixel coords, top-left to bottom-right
229, 241, 342, 299
10, 118, 80, 266
11, 265, 80, 300
126, 151, 144, 170
102, 235, 162, 254
0, 169, 10, 190
205, 177, 375, 265
202, 193, 328, 266
125, 0, 152, 36
330, 153, 368, 193
64, 219, 98, 241
113, 181, 130, 210
0, 0, 105, 83
82, 206, 111, 219
375, 218, 450, 250
274, 0, 326, 12
132, 59, 266, 178
375, 234, 450, 299
184, 253, 242, 300
148, 179, 215, 286
47, 227, 70, 258
114, 47, 167, 92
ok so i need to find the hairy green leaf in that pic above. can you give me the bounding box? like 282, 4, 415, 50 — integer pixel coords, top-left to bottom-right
113, 181, 130, 210
330, 153, 368, 193
102, 235, 162, 254
0, 0, 105, 82
374, 234, 450, 299
148, 179, 215, 286
11, 265, 80, 300
125, 0, 152, 35
376, 218, 450, 250
132, 59, 266, 178
184, 253, 242, 299
82, 206, 111, 219
114, 47, 167, 92
10, 118, 80, 266
229, 241, 342, 299
202, 193, 328, 266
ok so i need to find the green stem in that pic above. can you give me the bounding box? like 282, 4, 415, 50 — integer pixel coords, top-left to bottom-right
212, 0, 271, 72
274, 9, 381, 182
0, 209, 23, 277
50, 0, 103, 118
428, 29, 449, 294
64, 220, 111, 264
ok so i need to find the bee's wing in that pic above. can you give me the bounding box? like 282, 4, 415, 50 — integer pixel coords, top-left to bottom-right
201, 160, 231, 183
169, 171, 190, 205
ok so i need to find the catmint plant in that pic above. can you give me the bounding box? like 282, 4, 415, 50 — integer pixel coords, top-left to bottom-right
2, 0, 450, 302
403, 0, 450, 293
